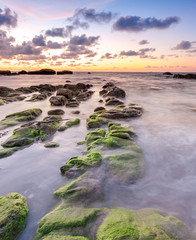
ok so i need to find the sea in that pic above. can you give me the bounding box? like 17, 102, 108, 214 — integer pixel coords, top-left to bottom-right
0, 72, 196, 240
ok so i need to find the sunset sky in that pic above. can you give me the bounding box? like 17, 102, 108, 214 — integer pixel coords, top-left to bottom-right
0, 0, 195, 72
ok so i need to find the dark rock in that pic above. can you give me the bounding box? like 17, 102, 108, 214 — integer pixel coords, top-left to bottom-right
0, 70, 11, 75
99, 89, 107, 95
16, 87, 35, 94
57, 70, 73, 75
49, 96, 67, 106
48, 109, 65, 115
65, 80, 71, 83
173, 74, 196, 79
66, 99, 79, 107
105, 97, 124, 106
163, 72, 172, 75
18, 70, 28, 74
76, 90, 94, 101
103, 82, 115, 89
0, 86, 16, 97
104, 87, 126, 98
56, 88, 73, 99
94, 107, 106, 112
71, 110, 80, 114
99, 99, 103, 103
27, 93, 47, 102
28, 69, 56, 75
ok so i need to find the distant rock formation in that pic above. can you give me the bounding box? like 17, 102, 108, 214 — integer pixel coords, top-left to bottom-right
28, 69, 56, 75
173, 73, 196, 79
57, 70, 73, 75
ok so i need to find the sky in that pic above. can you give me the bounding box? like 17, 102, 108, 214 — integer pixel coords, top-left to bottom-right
0, 0, 195, 72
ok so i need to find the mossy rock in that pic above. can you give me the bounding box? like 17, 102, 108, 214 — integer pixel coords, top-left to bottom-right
54, 171, 104, 204
47, 109, 65, 115
104, 151, 144, 183
44, 142, 60, 148
0, 108, 42, 130
58, 119, 80, 132
97, 208, 193, 240
0, 147, 19, 159
0, 192, 28, 240
35, 205, 100, 239
1, 116, 61, 158
35, 206, 193, 240
60, 152, 102, 177
86, 124, 136, 151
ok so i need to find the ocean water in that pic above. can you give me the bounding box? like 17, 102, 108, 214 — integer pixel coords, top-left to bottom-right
0, 72, 196, 239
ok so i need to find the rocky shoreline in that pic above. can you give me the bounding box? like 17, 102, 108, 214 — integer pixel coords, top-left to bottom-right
0, 81, 194, 239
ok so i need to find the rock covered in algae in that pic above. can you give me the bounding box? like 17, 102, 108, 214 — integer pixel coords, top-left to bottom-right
60, 152, 102, 178
86, 104, 142, 129
44, 142, 60, 148
0, 108, 42, 130
0, 192, 28, 240
58, 119, 80, 132
35, 205, 193, 240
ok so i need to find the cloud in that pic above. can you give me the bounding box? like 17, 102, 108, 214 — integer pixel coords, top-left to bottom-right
60, 45, 97, 59
46, 40, 65, 49
101, 52, 118, 59
32, 34, 46, 46
139, 40, 149, 45
0, 30, 42, 59
69, 34, 100, 46
0, 7, 18, 28
45, 28, 65, 37
172, 40, 192, 50
120, 48, 156, 58
113, 16, 180, 32
74, 8, 116, 24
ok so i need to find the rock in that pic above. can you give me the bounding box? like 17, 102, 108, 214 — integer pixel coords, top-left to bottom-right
49, 96, 67, 106
76, 91, 94, 101
104, 87, 126, 98
44, 142, 59, 148
173, 73, 196, 79
0, 70, 11, 75
71, 110, 80, 114
28, 69, 56, 75
60, 152, 102, 178
66, 99, 79, 107
0, 192, 28, 240
99, 89, 107, 95
102, 82, 115, 89
58, 119, 80, 132
0, 86, 16, 97
35, 205, 193, 240
99, 99, 103, 103
56, 88, 73, 99
0, 147, 19, 159
65, 80, 71, 83
18, 70, 28, 74
48, 109, 65, 115
105, 97, 124, 106
0, 108, 42, 130
87, 104, 142, 129
1, 116, 61, 150
57, 70, 73, 75
94, 107, 106, 112
163, 72, 172, 75
27, 93, 47, 102
54, 170, 104, 204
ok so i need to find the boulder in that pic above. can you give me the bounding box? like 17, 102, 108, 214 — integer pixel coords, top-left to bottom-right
27, 93, 48, 102
57, 70, 73, 75
18, 70, 27, 74
0, 192, 28, 240
173, 73, 196, 79
104, 87, 126, 98
66, 99, 79, 107
56, 88, 73, 99
49, 96, 67, 106
0, 86, 16, 97
28, 69, 56, 75
47, 109, 65, 115
105, 97, 124, 106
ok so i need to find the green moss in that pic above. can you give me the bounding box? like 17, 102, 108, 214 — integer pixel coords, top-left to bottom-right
41, 233, 89, 240
104, 151, 144, 183
86, 112, 108, 129
0, 147, 19, 158
44, 142, 60, 148
66, 119, 80, 127
57, 125, 68, 131
0, 192, 28, 240
60, 152, 102, 176
35, 205, 99, 239
97, 208, 139, 240
77, 141, 85, 145
0, 108, 42, 130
